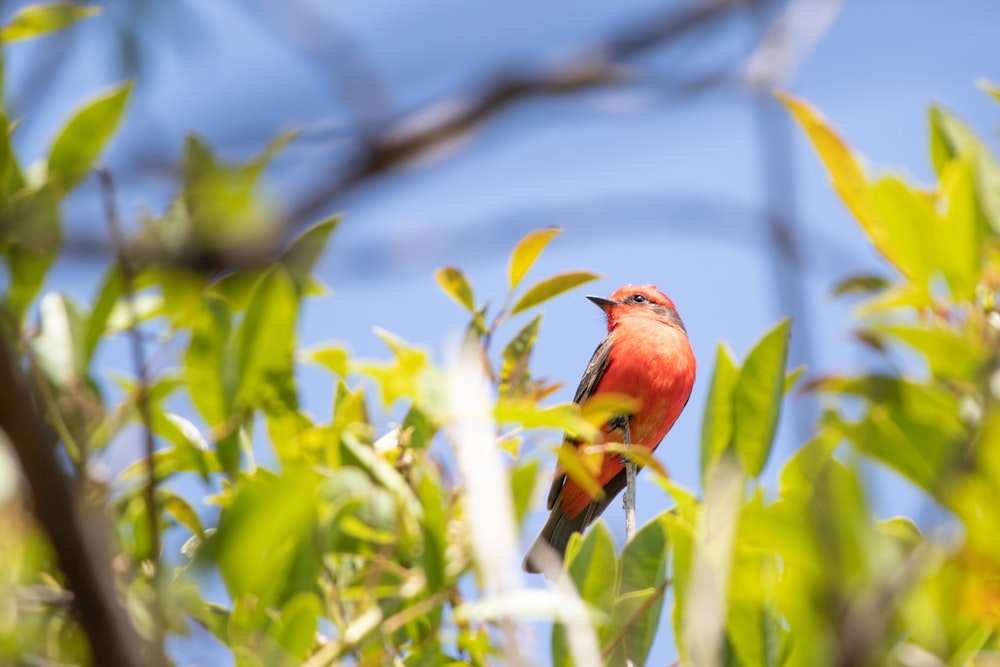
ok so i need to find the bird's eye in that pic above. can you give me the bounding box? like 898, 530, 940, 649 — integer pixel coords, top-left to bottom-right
632, 294, 647, 303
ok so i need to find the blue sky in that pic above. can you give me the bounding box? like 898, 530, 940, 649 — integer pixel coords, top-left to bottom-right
8, 0, 1000, 664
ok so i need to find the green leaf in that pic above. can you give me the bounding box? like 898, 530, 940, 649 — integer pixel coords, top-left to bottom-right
434, 266, 475, 312
700, 343, 739, 482
508, 227, 561, 289
733, 318, 791, 478
604, 515, 670, 665
281, 216, 340, 294
509, 270, 600, 316
184, 296, 232, 426
32, 292, 85, 388
499, 314, 541, 397
162, 492, 204, 537
0, 110, 25, 198
510, 459, 539, 525
554, 522, 616, 667
270, 593, 322, 660
48, 81, 132, 191
938, 158, 981, 300
929, 106, 979, 176
305, 344, 349, 377
1, 3, 100, 41
875, 323, 988, 381
83, 266, 122, 363
234, 265, 299, 409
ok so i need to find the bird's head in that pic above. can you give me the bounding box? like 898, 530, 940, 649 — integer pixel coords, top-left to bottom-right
587, 284, 686, 332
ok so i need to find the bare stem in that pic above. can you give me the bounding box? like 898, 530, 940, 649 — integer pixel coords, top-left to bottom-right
621, 419, 636, 542
98, 168, 165, 657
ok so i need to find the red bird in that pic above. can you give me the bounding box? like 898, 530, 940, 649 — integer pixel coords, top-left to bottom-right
523, 284, 696, 573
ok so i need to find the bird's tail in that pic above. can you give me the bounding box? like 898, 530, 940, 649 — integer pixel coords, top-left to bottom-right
522, 508, 590, 574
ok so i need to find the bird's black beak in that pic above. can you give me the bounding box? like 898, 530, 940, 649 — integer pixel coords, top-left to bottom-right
586, 295, 618, 312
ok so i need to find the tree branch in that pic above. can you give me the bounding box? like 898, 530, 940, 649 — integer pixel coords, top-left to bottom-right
0, 336, 148, 666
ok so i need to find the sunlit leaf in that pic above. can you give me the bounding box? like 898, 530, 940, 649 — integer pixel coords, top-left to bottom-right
875, 323, 988, 381
509, 271, 600, 316
1, 3, 100, 41
162, 492, 204, 537
700, 343, 739, 482
555, 441, 604, 502
84, 266, 122, 362
733, 319, 790, 477
304, 344, 349, 377
938, 158, 981, 300
281, 216, 340, 294
48, 81, 132, 191
499, 314, 540, 397
32, 292, 85, 388
434, 266, 475, 312
508, 227, 561, 290
234, 265, 298, 408
580, 443, 668, 480
511, 459, 539, 525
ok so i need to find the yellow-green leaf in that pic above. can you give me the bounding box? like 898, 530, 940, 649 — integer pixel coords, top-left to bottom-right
733, 319, 791, 478
978, 78, 1000, 105
700, 343, 739, 482
1, 2, 99, 41
510, 270, 600, 316
434, 266, 475, 312
509, 227, 561, 289
939, 159, 981, 300
580, 442, 668, 479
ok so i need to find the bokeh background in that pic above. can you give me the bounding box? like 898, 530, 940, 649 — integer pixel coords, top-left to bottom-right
7, 0, 1000, 663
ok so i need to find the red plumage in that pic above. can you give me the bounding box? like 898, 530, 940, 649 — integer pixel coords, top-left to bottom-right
523, 284, 696, 573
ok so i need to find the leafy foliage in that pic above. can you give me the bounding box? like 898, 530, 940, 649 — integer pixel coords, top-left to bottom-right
2, 10, 1000, 666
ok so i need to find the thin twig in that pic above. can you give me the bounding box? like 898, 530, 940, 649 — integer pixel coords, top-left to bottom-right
619, 417, 637, 667
622, 419, 636, 542
98, 168, 166, 657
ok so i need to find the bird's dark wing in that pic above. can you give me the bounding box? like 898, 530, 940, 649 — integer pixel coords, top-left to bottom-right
547, 332, 615, 510
571, 332, 615, 405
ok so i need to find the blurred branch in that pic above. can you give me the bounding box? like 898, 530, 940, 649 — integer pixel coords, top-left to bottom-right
99, 168, 167, 657
0, 336, 150, 666
286, 0, 776, 228
242, 0, 393, 126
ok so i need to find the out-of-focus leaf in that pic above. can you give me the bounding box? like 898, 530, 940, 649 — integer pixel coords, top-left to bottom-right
928, 104, 1000, 237
32, 292, 85, 388
875, 323, 988, 382
48, 81, 132, 191
234, 265, 298, 409
929, 106, 980, 176
509, 271, 600, 316
785, 366, 806, 393
867, 175, 934, 289
700, 343, 739, 482
83, 266, 122, 362
434, 266, 475, 312
184, 296, 231, 426
417, 469, 447, 594
3, 185, 62, 322
499, 315, 540, 397
269, 593, 322, 661
304, 344, 349, 377
938, 159, 981, 300
508, 227, 561, 290
581, 443, 668, 480
511, 459, 539, 525
162, 492, 204, 537
733, 319, 790, 478
831, 274, 891, 297
778, 423, 839, 507
495, 398, 597, 442
554, 442, 604, 503
0, 110, 25, 198
353, 328, 429, 408
200, 469, 317, 606
1, 3, 100, 41
401, 405, 436, 450
280, 216, 340, 294
553, 522, 616, 667
104, 293, 163, 335
579, 392, 641, 430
